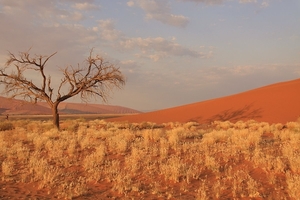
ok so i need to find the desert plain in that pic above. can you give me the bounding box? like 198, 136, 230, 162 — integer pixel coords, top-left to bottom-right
1, 78, 300, 199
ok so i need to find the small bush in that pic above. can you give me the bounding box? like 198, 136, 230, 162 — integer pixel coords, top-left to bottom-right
0, 121, 14, 131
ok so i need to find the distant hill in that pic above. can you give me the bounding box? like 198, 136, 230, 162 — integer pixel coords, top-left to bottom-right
108, 78, 300, 124
0, 97, 141, 115
0, 97, 52, 115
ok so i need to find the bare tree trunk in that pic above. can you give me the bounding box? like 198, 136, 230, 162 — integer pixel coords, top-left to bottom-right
52, 102, 60, 129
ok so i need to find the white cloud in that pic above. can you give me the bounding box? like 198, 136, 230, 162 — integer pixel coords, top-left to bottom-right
92, 19, 210, 61
128, 0, 270, 27
179, 0, 223, 5
0, 0, 83, 25
127, 1, 135, 7
128, 0, 189, 27
177, 0, 269, 6
120, 60, 139, 68
73, 2, 100, 11
0, 0, 100, 69
59, 11, 84, 21
97, 19, 122, 41
239, 0, 257, 3
119, 60, 142, 78
119, 37, 211, 61
228, 65, 257, 76
261, 1, 269, 8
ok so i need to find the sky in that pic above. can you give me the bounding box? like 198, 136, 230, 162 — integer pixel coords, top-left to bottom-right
0, 0, 299, 111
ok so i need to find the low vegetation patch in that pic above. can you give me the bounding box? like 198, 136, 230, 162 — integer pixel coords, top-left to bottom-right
0, 118, 300, 199
0, 121, 14, 131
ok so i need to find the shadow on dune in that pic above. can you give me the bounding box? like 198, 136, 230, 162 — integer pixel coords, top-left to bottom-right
207, 103, 262, 123
189, 103, 262, 124
0, 108, 8, 114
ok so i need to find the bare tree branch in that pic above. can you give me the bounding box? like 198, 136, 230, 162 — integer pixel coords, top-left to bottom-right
0, 48, 125, 129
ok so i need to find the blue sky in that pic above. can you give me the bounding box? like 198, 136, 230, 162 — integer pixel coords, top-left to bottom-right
0, 0, 299, 111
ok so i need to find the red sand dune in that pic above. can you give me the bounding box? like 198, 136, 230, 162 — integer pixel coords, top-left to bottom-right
0, 97, 140, 115
0, 96, 52, 115
109, 78, 300, 124
37, 102, 140, 114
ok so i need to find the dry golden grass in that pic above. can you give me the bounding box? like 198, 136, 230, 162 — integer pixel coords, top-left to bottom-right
0, 118, 300, 199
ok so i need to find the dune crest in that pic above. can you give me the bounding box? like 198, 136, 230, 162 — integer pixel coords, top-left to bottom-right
109, 78, 300, 124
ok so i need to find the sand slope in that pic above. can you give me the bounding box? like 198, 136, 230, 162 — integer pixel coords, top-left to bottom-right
109, 78, 300, 124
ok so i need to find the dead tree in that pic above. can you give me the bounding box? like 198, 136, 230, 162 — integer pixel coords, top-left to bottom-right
0, 49, 125, 129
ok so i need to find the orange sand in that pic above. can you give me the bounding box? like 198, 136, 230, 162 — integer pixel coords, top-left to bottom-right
109, 78, 300, 124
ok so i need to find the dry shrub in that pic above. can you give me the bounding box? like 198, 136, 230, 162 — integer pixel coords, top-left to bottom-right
1, 158, 15, 178
286, 172, 300, 199
1, 119, 300, 199
0, 121, 14, 131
